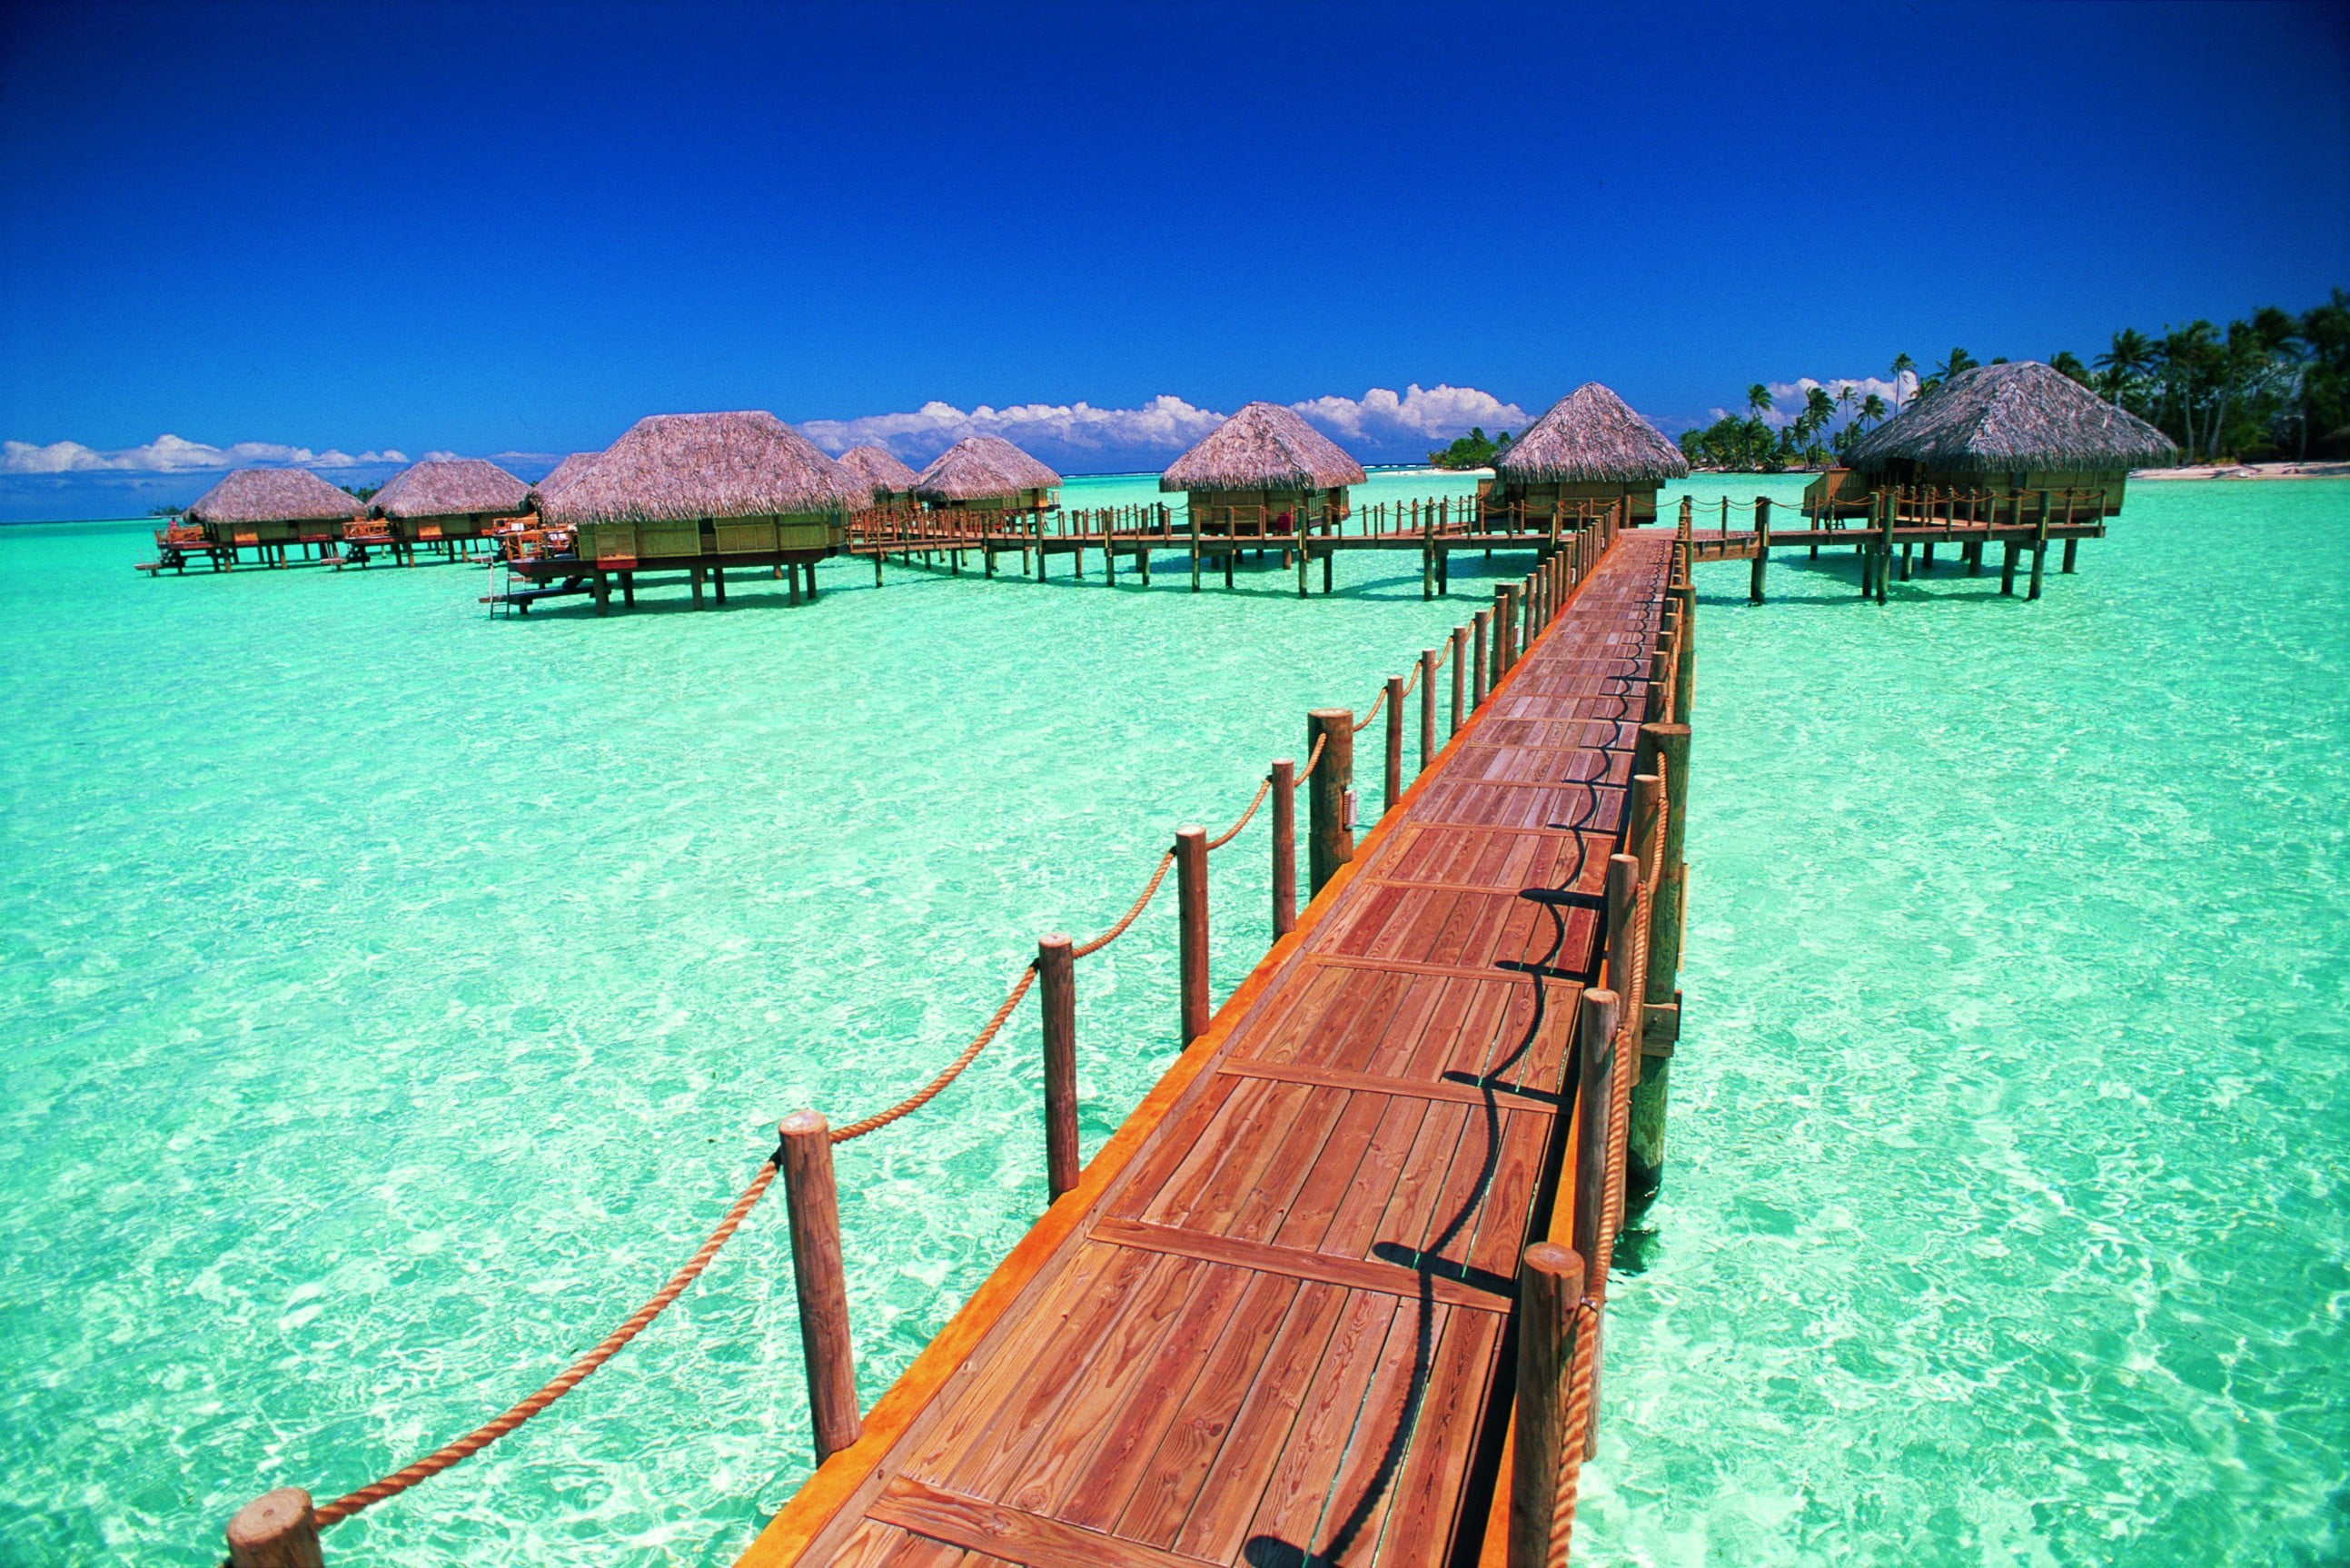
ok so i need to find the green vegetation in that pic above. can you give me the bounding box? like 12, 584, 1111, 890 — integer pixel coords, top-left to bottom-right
1681, 288, 2350, 471
340, 482, 382, 501
1428, 426, 1512, 469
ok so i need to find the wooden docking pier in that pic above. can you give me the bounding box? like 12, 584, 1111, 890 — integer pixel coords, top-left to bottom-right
222, 506, 1698, 1568
742, 526, 1686, 1568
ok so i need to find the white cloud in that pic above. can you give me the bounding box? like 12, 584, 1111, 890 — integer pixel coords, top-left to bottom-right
803, 383, 1532, 465
0, 433, 405, 474
802, 395, 1228, 460
1288, 384, 1532, 443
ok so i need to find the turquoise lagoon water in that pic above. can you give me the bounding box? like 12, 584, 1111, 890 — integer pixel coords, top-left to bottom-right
0, 472, 2343, 1564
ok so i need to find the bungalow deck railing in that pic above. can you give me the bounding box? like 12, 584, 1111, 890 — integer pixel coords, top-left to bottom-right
217, 511, 1650, 1567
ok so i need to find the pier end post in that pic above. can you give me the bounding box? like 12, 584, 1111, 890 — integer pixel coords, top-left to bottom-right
1175, 827, 1211, 1046
225, 1488, 322, 1568
779, 1111, 861, 1463
1506, 1242, 1587, 1568
1750, 496, 1770, 604
1037, 935, 1079, 1201
1383, 676, 1405, 815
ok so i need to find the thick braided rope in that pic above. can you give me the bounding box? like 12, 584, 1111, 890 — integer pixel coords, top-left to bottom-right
1353, 686, 1386, 731
313, 1154, 781, 1527
1206, 776, 1273, 851
1072, 853, 1176, 958
830, 965, 1039, 1141
1291, 731, 1330, 786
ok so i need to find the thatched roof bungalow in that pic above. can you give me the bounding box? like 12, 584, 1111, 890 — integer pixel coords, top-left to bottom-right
1827, 361, 2176, 517
1492, 382, 1689, 525
912, 436, 1061, 512
535, 412, 866, 566
370, 458, 530, 542
1160, 402, 1365, 534
184, 467, 363, 545
836, 444, 921, 507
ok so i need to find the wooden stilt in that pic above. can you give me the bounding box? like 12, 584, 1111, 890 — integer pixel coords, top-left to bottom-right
691, 567, 706, 607
1472, 610, 1492, 708
1506, 1242, 1587, 1568
1175, 826, 1210, 1045
1419, 648, 1438, 774
1451, 625, 1467, 736
1383, 675, 1404, 815
1750, 496, 1770, 604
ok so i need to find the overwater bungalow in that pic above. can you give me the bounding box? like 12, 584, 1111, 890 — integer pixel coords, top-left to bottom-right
532, 411, 864, 574
1491, 382, 1689, 526
183, 467, 362, 559
912, 436, 1061, 512
368, 458, 530, 553
1810, 360, 2178, 520
1160, 401, 1365, 535
835, 444, 920, 508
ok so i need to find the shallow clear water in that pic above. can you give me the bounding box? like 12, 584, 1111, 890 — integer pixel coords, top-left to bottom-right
1579, 477, 2350, 1565
1, 475, 2342, 1566
0, 471, 1485, 1565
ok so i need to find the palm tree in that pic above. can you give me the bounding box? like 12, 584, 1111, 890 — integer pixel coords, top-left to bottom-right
1889, 352, 1915, 413
2095, 328, 2157, 410
1934, 347, 1979, 383
1746, 383, 1772, 418
2050, 350, 2090, 385
1859, 392, 1888, 429
1835, 382, 1856, 432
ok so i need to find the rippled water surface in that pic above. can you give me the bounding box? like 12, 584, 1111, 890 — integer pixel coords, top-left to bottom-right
2, 474, 2343, 1565
1579, 477, 2350, 1565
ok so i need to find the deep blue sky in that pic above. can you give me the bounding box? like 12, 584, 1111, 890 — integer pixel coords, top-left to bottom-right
2, 0, 2345, 512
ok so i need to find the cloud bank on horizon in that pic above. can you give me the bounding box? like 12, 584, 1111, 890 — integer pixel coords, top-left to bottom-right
2, 432, 411, 474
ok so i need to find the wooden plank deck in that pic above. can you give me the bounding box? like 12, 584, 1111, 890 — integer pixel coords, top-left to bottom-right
743, 529, 1678, 1568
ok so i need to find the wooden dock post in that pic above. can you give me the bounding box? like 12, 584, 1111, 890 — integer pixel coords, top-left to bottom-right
225, 1488, 322, 1568
1419, 649, 1438, 774
1506, 1242, 1587, 1568
1604, 853, 1640, 1013
1877, 493, 1892, 604
2000, 539, 2020, 596
1472, 611, 1492, 708
1175, 826, 1210, 1046
1037, 935, 1079, 1201
1451, 625, 1468, 736
1305, 710, 1354, 895
1383, 675, 1405, 814
1571, 988, 1621, 1272
1422, 508, 1434, 600
1189, 519, 1200, 591
1492, 587, 1512, 682
1750, 496, 1770, 604
1270, 759, 1296, 940
779, 1110, 861, 1463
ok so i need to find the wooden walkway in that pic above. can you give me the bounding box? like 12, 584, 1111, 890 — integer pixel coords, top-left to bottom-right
745, 530, 1678, 1568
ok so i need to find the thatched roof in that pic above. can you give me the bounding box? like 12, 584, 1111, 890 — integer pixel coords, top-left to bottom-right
1844, 361, 2178, 474
530, 452, 598, 511
1495, 383, 1689, 484
185, 467, 363, 525
913, 436, 1062, 501
837, 443, 921, 499
534, 412, 867, 527
1159, 402, 1367, 493
371, 458, 530, 519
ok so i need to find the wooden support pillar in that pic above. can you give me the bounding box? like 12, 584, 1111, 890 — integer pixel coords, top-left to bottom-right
1383, 675, 1405, 815
2000, 540, 2020, 595
779, 1110, 861, 1463
712, 565, 728, 604
1492, 588, 1512, 685
1175, 826, 1210, 1046
225, 1489, 322, 1568
1750, 496, 1770, 604
691, 566, 706, 606
788, 563, 802, 606
805, 561, 819, 601
1472, 610, 1492, 708
1922, 541, 1936, 571
1876, 496, 1891, 604
620, 570, 636, 607
1604, 854, 1640, 1017
1899, 541, 1913, 581
1270, 759, 1296, 941
1037, 934, 1079, 1201
2028, 491, 2050, 600
1506, 1242, 1587, 1568
594, 572, 610, 616
1419, 648, 1438, 774
1305, 710, 1354, 896
1451, 625, 1468, 736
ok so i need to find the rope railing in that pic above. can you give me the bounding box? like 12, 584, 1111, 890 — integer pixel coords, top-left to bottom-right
224, 511, 1640, 1568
